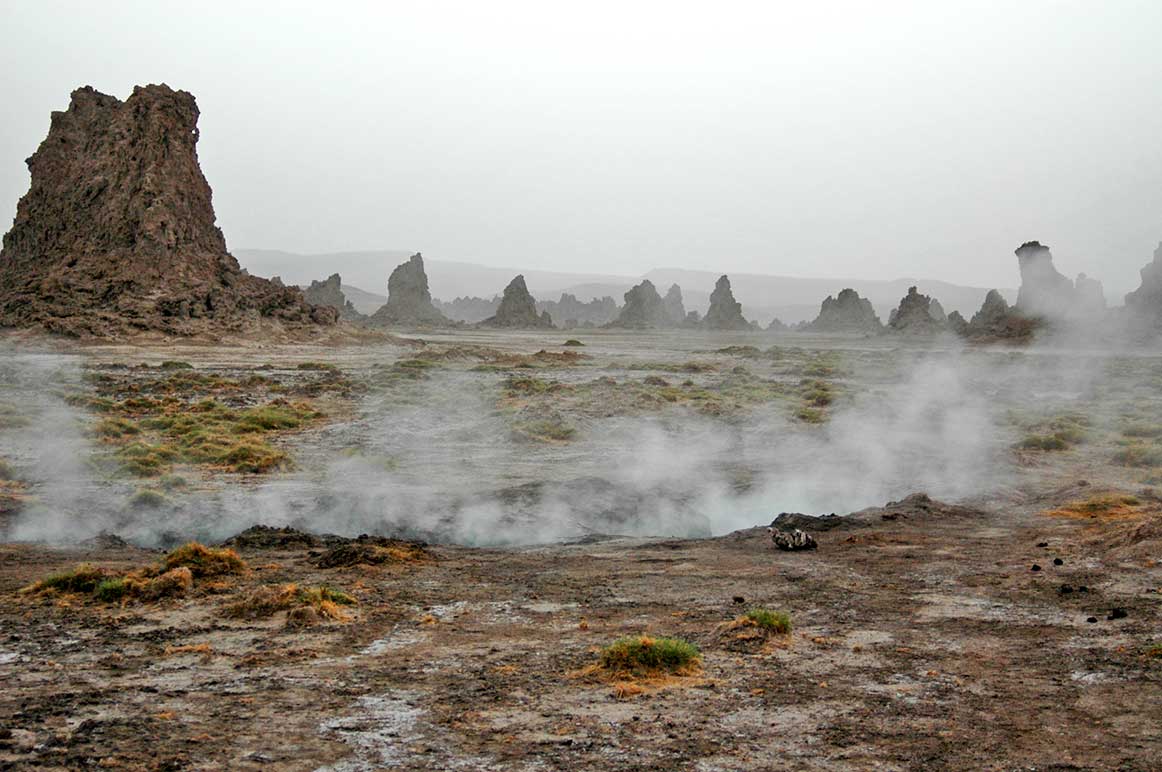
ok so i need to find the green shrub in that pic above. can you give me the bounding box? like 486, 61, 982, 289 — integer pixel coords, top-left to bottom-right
599, 635, 701, 674
745, 608, 792, 634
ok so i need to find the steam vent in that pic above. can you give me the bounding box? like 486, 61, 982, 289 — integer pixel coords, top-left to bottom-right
0, 85, 336, 337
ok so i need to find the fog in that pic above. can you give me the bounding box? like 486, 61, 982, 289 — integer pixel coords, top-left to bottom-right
2, 1, 1160, 292
2, 336, 1125, 548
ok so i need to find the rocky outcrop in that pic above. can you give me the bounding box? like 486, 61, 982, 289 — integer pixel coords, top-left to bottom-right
960, 289, 1036, 341
366, 253, 450, 327
888, 286, 950, 334
537, 293, 619, 327
803, 288, 883, 333
662, 284, 687, 326
0, 85, 336, 338
304, 274, 363, 321
608, 280, 669, 329
482, 275, 554, 328
1074, 273, 1106, 315
1125, 242, 1162, 330
702, 275, 750, 330
1014, 241, 1080, 319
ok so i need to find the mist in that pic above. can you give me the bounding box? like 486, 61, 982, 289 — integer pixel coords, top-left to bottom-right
3, 335, 1127, 549
3, 1, 1161, 290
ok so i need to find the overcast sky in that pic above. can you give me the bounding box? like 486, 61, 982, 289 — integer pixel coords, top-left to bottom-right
1, 1, 1160, 292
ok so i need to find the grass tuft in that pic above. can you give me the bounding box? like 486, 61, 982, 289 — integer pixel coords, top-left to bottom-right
744, 608, 793, 634
160, 542, 246, 578
599, 635, 701, 676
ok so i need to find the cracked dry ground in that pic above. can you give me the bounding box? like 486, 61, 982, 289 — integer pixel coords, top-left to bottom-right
0, 495, 1159, 771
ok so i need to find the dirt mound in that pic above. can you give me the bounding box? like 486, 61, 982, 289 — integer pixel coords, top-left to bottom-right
769, 511, 867, 532
221, 525, 341, 550
0, 85, 337, 338
366, 253, 451, 327
304, 274, 364, 321
803, 288, 883, 333
702, 275, 751, 331
482, 275, 554, 328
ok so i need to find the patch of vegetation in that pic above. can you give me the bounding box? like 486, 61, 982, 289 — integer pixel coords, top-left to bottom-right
296, 362, 338, 371
20, 564, 110, 595
503, 376, 569, 396
224, 583, 356, 623
796, 407, 825, 423
127, 488, 170, 510
1113, 444, 1162, 468
563, 339, 585, 347
0, 403, 32, 430
744, 608, 793, 634
512, 418, 577, 443
160, 542, 246, 578
1019, 434, 1069, 451
625, 361, 717, 374
1045, 494, 1143, 520
1018, 413, 1090, 451
314, 539, 431, 568
1123, 423, 1162, 438
0, 459, 16, 481
159, 361, 194, 370
599, 635, 701, 676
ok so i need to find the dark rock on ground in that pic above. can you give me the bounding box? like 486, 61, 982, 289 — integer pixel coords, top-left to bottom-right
703, 275, 750, 331
0, 85, 337, 338
366, 253, 451, 327
770, 528, 818, 551
482, 275, 554, 328
803, 288, 883, 333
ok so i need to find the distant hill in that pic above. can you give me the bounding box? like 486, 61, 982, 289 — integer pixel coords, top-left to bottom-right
235, 248, 1016, 325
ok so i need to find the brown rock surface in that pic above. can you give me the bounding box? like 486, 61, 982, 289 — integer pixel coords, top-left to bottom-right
0, 85, 336, 338
607, 280, 669, 329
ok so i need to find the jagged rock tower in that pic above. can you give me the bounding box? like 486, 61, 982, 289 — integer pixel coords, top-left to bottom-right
0, 85, 336, 337
482, 275, 554, 328
803, 288, 882, 333
702, 275, 750, 330
367, 253, 450, 326
304, 274, 364, 321
608, 280, 669, 329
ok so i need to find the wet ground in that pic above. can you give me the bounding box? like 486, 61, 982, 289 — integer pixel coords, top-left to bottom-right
0, 329, 1160, 769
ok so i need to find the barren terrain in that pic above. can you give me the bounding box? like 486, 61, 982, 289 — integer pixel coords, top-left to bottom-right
1, 329, 1159, 770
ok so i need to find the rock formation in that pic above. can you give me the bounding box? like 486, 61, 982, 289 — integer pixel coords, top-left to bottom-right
702, 275, 750, 330
960, 289, 1036, 341
482, 275, 554, 328
303, 274, 364, 321
1074, 273, 1106, 315
367, 253, 450, 327
662, 284, 687, 326
888, 286, 950, 334
536, 293, 619, 327
1125, 241, 1162, 330
1014, 241, 1080, 319
946, 310, 968, 335
803, 288, 883, 333
608, 280, 670, 329
0, 85, 336, 337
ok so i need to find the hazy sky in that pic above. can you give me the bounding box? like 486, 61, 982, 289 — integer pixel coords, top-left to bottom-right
2, 1, 1160, 291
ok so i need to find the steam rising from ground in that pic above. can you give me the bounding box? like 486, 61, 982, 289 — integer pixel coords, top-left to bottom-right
0, 339, 1136, 547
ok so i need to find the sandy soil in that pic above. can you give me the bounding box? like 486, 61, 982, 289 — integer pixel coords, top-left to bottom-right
1, 490, 1159, 771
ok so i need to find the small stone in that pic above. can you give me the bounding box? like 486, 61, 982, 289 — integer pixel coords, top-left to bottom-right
1107, 608, 1128, 620
1086, 617, 1098, 624
1053, 558, 1064, 566
732, 596, 745, 604
1059, 584, 1074, 594
1031, 564, 1042, 572
1037, 542, 1049, 548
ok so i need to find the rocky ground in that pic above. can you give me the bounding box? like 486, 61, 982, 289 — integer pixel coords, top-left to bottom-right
0, 329, 1159, 770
